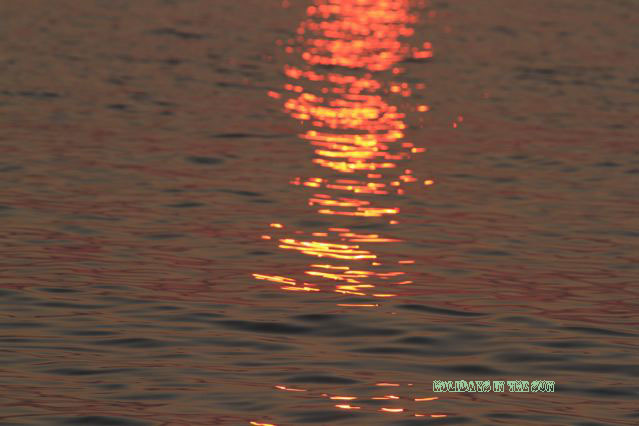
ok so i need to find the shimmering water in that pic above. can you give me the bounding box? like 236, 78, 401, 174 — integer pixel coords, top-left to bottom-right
1, 0, 638, 425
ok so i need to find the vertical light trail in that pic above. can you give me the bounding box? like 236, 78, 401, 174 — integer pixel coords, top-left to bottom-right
254, 0, 434, 302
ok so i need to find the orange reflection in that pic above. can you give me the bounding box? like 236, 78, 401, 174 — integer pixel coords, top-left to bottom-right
256, 0, 433, 300
336, 404, 361, 410
259, 1, 446, 402
274, 385, 307, 392
381, 407, 405, 413
301, 1, 417, 71
270, 381, 445, 420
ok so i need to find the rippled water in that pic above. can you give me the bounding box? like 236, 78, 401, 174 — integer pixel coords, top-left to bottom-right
1, 0, 638, 425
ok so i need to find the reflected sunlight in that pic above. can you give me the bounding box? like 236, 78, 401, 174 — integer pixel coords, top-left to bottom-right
255, 0, 435, 304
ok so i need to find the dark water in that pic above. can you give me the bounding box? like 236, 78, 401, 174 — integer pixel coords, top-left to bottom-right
1, 1, 638, 425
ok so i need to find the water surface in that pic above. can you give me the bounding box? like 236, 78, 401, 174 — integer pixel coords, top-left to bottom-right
1, 0, 638, 425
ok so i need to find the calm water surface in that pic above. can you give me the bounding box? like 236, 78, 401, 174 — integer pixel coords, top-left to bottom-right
1, 0, 638, 425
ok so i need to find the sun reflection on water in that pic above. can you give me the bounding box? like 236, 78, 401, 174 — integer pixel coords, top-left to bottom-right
250, 2, 445, 422
254, 0, 435, 303
256, 381, 446, 424
255, 0, 435, 297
